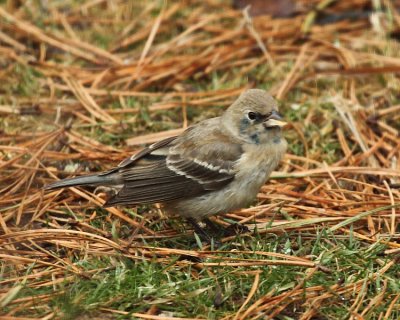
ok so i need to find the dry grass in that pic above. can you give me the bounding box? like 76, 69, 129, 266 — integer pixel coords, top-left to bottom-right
1, 0, 400, 319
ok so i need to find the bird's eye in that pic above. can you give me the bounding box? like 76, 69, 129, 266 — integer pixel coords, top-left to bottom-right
247, 112, 257, 120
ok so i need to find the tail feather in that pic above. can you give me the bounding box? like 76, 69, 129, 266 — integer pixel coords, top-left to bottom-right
45, 173, 119, 190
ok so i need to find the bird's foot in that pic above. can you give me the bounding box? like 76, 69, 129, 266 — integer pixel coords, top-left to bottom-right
205, 218, 250, 237
187, 218, 250, 247
187, 218, 221, 247
222, 223, 250, 237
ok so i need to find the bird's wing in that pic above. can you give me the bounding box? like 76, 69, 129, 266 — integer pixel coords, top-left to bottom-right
105, 120, 243, 206
100, 135, 177, 175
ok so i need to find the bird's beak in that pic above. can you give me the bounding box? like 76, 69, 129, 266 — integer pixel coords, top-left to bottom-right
264, 110, 287, 128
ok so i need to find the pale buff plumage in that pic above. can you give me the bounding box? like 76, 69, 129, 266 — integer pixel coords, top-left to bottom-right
46, 89, 287, 221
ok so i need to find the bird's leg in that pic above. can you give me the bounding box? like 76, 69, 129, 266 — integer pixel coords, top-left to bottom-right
187, 217, 213, 243
187, 217, 249, 245
205, 218, 250, 237
223, 222, 250, 236
204, 218, 224, 235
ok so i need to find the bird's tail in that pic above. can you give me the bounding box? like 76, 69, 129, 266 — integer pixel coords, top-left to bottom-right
45, 173, 119, 190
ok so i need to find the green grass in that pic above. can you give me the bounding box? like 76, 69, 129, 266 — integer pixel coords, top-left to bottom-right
6, 229, 398, 319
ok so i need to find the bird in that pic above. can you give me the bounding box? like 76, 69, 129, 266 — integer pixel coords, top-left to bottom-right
45, 89, 287, 239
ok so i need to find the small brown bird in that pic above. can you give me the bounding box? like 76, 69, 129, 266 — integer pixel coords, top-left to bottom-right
46, 89, 287, 238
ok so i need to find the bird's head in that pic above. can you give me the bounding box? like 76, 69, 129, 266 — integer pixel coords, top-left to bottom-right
221, 89, 287, 145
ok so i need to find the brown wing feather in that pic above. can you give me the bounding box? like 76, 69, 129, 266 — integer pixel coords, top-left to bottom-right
104, 159, 205, 206
166, 154, 235, 190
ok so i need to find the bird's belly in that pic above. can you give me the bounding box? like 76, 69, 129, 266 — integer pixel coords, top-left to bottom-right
165, 169, 268, 219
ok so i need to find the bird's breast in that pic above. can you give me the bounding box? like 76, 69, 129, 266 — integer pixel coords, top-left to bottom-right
235, 139, 287, 183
